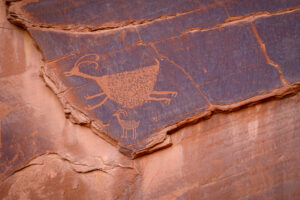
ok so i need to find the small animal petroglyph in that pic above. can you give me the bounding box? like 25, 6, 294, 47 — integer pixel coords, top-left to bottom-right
65, 54, 177, 110
113, 109, 140, 139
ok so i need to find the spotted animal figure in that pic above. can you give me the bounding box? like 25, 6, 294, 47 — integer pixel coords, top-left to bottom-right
65, 54, 177, 110
113, 110, 140, 139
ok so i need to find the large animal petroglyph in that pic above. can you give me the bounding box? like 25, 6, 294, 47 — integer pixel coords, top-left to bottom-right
65, 54, 177, 110
62, 53, 178, 139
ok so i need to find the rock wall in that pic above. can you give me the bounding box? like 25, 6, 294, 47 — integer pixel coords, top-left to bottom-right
0, 1, 137, 199
133, 94, 300, 199
0, 0, 299, 199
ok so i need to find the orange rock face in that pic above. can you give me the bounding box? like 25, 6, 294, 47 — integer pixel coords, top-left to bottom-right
0, 0, 299, 199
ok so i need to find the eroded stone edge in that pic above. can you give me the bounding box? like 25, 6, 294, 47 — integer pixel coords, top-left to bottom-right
40, 66, 173, 158
41, 63, 300, 159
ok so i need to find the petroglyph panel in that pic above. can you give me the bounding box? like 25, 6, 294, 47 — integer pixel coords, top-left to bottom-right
31, 31, 209, 150
7, 0, 300, 157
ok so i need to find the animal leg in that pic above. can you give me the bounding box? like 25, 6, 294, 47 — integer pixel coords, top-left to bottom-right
151, 91, 178, 97
121, 128, 125, 138
87, 96, 108, 110
148, 97, 171, 104
85, 92, 106, 100
132, 128, 136, 140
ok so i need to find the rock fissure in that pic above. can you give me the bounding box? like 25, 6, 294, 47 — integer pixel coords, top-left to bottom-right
2, 163, 44, 182
214, 0, 230, 18
6, 1, 300, 35
151, 47, 213, 106
1, 151, 136, 183
250, 22, 289, 85
0, 26, 15, 30
164, 84, 300, 136
6, 1, 217, 32
152, 6, 300, 45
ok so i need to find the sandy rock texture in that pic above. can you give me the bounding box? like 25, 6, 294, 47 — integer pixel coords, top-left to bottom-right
0, 0, 299, 199
4, 0, 300, 157
134, 94, 300, 199
0, 1, 137, 199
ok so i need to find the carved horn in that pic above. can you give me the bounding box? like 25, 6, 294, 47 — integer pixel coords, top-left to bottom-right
154, 58, 160, 65
117, 109, 128, 116
74, 54, 100, 70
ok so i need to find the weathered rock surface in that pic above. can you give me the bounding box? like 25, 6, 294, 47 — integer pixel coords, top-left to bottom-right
0, 0, 299, 199
134, 93, 300, 199
0, 1, 137, 198
5, 0, 300, 157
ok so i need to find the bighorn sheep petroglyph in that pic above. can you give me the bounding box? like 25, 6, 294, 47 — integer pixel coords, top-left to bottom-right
65, 54, 177, 110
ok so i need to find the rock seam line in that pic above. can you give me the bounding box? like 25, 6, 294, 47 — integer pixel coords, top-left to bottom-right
250, 22, 289, 86
150, 43, 213, 106
7, 2, 300, 35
